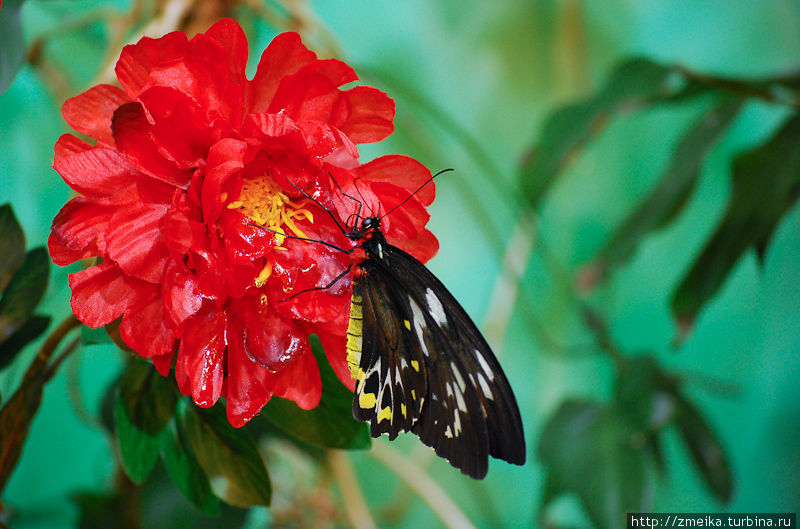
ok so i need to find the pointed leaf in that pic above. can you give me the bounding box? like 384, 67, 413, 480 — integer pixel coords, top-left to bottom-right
178, 401, 271, 507
673, 114, 800, 319
538, 400, 652, 529
0, 247, 49, 342
0, 369, 45, 493
160, 421, 220, 515
596, 98, 743, 271
120, 359, 177, 434
263, 336, 370, 450
674, 394, 732, 501
0, 204, 25, 293
0, 315, 49, 371
614, 355, 678, 432
0, 0, 25, 96
520, 58, 679, 206
115, 397, 160, 483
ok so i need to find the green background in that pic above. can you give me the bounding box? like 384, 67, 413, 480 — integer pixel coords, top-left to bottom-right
1, 0, 799, 527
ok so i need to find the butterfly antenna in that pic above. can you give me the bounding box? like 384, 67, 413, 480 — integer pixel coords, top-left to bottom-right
249, 224, 352, 254
329, 172, 364, 231
380, 168, 453, 220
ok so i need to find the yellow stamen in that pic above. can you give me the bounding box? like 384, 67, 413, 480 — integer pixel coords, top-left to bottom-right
226, 175, 315, 287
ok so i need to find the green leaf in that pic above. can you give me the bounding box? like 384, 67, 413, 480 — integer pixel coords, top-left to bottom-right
71, 491, 139, 529
0, 369, 45, 493
81, 324, 113, 345
520, 58, 678, 206
614, 355, 678, 432
0, 204, 25, 293
672, 114, 800, 319
115, 397, 160, 483
263, 336, 370, 450
0, 0, 25, 96
0, 247, 49, 342
120, 359, 177, 434
674, 394, 732, 502
160, 421, 220, 515
178, 401, 271, 508
0, 315, 49, 371
538, 400, 652, 529
595, 98, 743, 272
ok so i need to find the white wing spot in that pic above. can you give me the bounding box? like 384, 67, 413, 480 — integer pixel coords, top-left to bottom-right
476, 350, 494, 380
445, 425, 453, 438
452, 368, 466, 391
425, 288, 448, 327
409, 297, 431, 356
454, 386, 467, 412
453, 411, 462, 436
477, 373, 494, 400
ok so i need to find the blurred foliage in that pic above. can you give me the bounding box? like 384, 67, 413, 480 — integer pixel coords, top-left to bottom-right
2, 1, 800, 529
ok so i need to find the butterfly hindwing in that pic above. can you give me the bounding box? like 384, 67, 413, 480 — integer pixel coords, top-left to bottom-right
347, 238, 526, 479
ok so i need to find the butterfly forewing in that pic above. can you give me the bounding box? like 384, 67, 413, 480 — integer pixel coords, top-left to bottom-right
347, 236, 526, 479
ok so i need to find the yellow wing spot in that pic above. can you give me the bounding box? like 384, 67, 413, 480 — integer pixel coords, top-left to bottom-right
411, 389, 416, 400
411, 360, 420, 372
359, 392, 376, 409
404, 320, 411, 330
401, 403, 407, 418
377, 406, 392, 424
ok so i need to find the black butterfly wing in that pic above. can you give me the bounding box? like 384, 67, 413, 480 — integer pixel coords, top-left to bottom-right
346, 241, 526, 479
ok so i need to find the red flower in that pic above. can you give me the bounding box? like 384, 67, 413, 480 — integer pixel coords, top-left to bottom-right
49, 19, 437, 427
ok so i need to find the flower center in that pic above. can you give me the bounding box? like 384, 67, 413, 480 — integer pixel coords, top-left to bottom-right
227, 175, 314, 286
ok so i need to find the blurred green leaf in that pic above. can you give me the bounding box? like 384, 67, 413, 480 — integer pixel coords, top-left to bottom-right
179, 401, 271, 508
595, 98, 743, 272
674, 394, 733, 502
120, 359, 177, 434
81, 324, 113, 345
614, 355, 677, 432
538, 400, 651, 529
160, 421, 220, 515
673, 114, 800, 319
72, 491, 140, 529
115, 397, 160, 483
0, 0, 25, 96
0, 247, 49, 342
0, 315, 49, 371
0, 204, 25, 293
0, 369, 45, 493
263, 337, 370, 450
520, 58, 678, 206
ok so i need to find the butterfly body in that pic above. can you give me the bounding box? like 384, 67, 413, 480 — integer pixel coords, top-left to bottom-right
344, 216, 526, 479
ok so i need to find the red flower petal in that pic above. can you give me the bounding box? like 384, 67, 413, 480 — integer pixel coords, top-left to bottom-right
152, 352, 173, 376
201, 138, 247, 225
62, 84, 131, 145
267, 60, 358, 122
229, 296, 306, 371
116, 31, 191, 99
225, 327, 271, 427
69, 262, 131, 328
163, 259, 204, 326
53, 137, 142, 198
269, 347, 321, 410
356, 155, 435, 205
247, 32, 316, 114
175, 306, 226, 407
120, 287, 176, 358
49, 197, 115, 265
396, 228, 439, 264
105, 200, 169, 283
54, 133, 92, 160
112, 102, 193, 188
317, 330, 355, 391
330, 86, 395, 144
205, 18, 248, 81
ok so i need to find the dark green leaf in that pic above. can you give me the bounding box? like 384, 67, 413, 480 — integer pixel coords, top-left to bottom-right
614, 355, 678, 432
178, 401, 271, 507
81, 324, 113, 345
672, 114, 800, 319
520, 58, 678, 206
674, 394, 733, 501
120, 359, 177, 434
0, 369, 45, 493
0, 0, 25, 96
596, 98, 743, 272
0, 247, 49, 342
0, 204, 25, 293
160, 421, 220, 515
72, 491, 140, 529
538, 400, 652, 529
115, 397, 160, 483
263, 336, 370, 450
0, 315, 49, 371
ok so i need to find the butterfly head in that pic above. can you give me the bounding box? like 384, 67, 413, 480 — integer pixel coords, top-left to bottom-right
347, 216, 382, 240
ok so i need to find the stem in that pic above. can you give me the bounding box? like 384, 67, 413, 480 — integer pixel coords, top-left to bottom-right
327, 451, 378, 529
26, 315, 80, 382
370, 443, 478, 529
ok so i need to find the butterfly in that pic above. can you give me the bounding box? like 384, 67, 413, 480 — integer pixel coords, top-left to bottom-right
272, 175, 526, 479
342, 214, 526, 479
